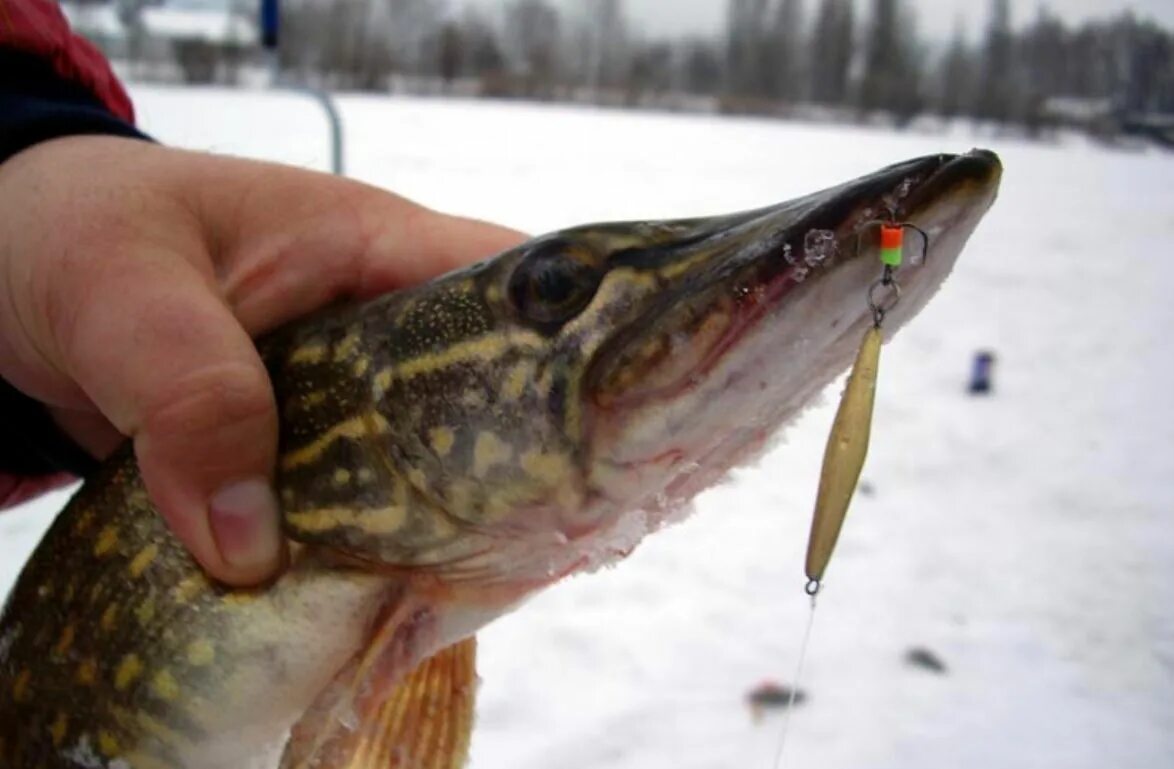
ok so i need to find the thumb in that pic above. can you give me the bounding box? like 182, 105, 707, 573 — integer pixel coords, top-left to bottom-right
52, 247, 284, 585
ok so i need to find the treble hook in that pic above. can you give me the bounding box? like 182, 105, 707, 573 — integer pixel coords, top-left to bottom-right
855, 220, 931, 269
856, 220, 931, 327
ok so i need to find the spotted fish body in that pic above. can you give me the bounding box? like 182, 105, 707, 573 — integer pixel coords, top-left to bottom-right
0, 151, 1002, 768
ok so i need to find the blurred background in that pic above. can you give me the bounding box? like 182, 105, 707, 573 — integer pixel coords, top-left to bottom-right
61, 0, 1174, 145
4, 2, 1173, 768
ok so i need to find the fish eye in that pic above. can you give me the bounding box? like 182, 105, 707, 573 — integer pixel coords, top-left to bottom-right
509, 241, 602, 327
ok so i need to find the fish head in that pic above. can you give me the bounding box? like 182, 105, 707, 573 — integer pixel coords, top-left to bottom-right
274, 151, 1001, 587
524, 149, 1001, 571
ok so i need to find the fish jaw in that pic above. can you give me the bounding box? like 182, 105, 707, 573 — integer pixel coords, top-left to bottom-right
577, 150, 1002, 539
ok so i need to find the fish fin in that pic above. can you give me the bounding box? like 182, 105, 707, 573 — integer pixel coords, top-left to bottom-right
279, 609, 478, 769
350, 637, 478, 769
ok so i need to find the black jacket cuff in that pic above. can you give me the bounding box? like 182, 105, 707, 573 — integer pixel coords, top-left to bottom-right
0, 49, 150, 163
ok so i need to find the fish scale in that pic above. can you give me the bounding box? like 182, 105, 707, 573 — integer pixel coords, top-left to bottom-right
0, 150, 1000, 768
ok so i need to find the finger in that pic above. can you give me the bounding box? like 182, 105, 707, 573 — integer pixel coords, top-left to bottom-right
170, 152, 526, 334
49, 245, 285, 586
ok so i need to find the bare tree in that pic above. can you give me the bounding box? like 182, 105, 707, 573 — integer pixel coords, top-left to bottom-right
582, 0, 630, 91
771, 0, 806, 102
459, 8, 506, 78
627, 41, 674, 103
975, 0, 1015, 124
504, 0, 562, 97
809, 0, 854, 105
114, 0, 149, 76
436, 21, 464, 86
859, 0, 923, 123
936, 19, 975, 119
681, 37, 723, 96
725, 0, 772, 99
384, 0, 443, 76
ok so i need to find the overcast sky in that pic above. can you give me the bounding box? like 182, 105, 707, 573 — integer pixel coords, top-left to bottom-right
467, 0, 1174, 42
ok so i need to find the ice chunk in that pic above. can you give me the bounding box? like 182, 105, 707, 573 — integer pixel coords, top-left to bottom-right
803, 229, 838, 266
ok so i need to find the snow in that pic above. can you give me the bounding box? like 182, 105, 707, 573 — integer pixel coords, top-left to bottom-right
4, 86, 1174, 768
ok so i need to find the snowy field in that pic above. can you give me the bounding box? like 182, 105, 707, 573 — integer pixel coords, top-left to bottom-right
3, 86, 1173, 769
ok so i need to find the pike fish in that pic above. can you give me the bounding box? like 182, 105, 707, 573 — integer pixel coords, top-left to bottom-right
0, 150, 1001, 769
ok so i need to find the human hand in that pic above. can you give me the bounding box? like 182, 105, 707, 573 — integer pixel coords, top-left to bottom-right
0, 136, 525, 586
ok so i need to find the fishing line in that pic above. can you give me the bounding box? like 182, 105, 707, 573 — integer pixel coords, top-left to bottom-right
770, 591, 818, 769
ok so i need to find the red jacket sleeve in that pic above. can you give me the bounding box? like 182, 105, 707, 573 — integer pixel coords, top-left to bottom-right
0, 0, 135, 123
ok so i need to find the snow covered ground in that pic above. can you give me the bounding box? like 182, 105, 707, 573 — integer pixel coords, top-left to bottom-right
3, 87, 1173, 768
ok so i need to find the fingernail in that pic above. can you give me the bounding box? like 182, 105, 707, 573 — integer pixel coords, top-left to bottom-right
209, 478, 282, 575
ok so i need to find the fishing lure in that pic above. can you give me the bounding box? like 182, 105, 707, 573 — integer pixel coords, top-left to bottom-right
803, 222, 928, 596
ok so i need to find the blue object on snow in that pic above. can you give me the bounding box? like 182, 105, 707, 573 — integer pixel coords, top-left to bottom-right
261, 0, 280, 49
969, 351, 995, 395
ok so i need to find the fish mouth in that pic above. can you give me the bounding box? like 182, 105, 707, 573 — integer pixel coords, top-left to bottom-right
581, 150, 1001, 514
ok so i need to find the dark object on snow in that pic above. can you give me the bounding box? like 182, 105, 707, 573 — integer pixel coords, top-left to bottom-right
747, 680, 807, 710
857, 479, 876, 497
968, 350, 996, 395
905, 647, 948, 674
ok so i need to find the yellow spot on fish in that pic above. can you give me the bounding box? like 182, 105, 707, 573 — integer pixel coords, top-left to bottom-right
357, 467, 375, 484
407, 467, 429, 491
289, 343, 328, 365
521, 450, 573, 484
301, 390, 328, 408
374, 367, 394, 395
94, 525, 119, 557
429, 426, 455, 457
151, 669, 180, 702
11, 669, 31, 703
447, 481, 474, 512
564, 378, 584, 441
53, 625, 76, 657
280, 412, 391, 470
391, 476, 409, 506
73, 508, 96, 535
486, 283, 503, 303
128, 543, 158, 578
50, 712, 68, 747
333, 468, 352, 486
76, 659, 98, 686
334, 330, 362, 361
557, 483, 583, 509
173, 575, 205, 603
136, 596, 156, 626
137, 714, 189, 749
461, 389, 488, 409
100, 604, 119, 633
502, 360, 535, 401
473, 432, 512, 478
98, 729, 120, 756
221, 592, 258, 607
287, 506, 407, 535
186, 640, 215, 667
353, 357, 370, 377
485, 486, 533, 520
656, 247, 716, 280
396, 332, 544, 380
535, 368, 554, 398
115, 655, 144, 691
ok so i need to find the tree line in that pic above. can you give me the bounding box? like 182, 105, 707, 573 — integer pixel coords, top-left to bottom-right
105, 0, 1174, 140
